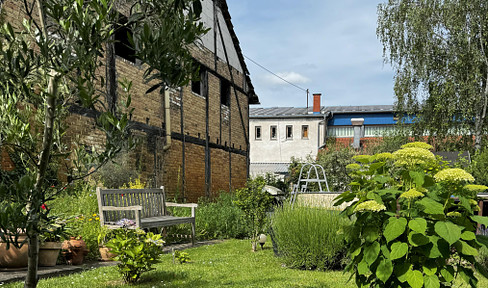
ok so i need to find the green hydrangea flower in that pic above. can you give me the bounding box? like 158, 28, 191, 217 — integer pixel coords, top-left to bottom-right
353, 155, 371, 164
354, 200, 386, 212
401, 142, 433, 150
399, 188, 424, 199
434, 168, 474, 183
393, 147, 436, 166
375, 152, 393, 161
346, 163, 361, 171
447, 211, 462, 218
464, 184, 488, 192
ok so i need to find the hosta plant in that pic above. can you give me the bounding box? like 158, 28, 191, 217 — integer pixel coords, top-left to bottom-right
335, 142, 488, 288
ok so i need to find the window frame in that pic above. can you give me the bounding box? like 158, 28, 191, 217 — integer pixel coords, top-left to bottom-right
255, 126, 262, 140
191, 65, 206, 97
301, 125, 309, 139
286, 125, 293, 140
114, 13, 137, 64
220, 78, 230, 106
270, 125, 277, 140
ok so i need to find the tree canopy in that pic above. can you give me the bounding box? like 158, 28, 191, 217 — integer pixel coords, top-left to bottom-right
377, 0, 488, 151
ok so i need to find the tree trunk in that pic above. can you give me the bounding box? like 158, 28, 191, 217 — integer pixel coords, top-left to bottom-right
106, 9, 117, 114
25, 76, 58, 288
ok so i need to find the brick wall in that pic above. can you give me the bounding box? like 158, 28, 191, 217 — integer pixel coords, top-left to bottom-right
1, 0, 251, 201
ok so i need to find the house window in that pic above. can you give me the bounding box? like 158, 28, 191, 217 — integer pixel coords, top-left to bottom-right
286, 125, 293, 140
220, 79, 230, 106
302, 125, 309, 139
115, 14, 136, 63
270, 125, 277, 140
255, 126, 262, 140
191, 64, 206, 96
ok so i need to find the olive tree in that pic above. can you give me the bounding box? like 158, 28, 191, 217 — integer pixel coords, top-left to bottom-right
0, 0, 206, 287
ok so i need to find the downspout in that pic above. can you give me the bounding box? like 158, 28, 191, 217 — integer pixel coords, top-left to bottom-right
163, 88, 171, 151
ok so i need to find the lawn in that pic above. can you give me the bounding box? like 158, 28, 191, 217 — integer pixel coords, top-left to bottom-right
4, 239, 355, 288
4, 239, 488, 287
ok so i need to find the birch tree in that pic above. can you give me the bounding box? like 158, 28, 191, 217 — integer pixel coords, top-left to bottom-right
377, 0, 488, 151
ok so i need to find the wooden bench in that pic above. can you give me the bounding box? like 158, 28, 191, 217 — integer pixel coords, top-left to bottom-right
96, 187, 197, 245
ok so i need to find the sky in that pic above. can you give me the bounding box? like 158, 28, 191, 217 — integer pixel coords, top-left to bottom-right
225, 0, 396, 108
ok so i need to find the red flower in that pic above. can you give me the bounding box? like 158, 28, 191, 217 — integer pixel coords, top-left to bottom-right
121, 194, 124, 197
41, 203, 47, 210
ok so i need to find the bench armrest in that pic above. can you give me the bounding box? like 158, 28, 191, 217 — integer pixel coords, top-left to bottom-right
165, 202, 198, 218
100, 205, 142, 227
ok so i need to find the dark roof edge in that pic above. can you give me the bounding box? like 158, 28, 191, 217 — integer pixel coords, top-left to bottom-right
219, 1, 260, 104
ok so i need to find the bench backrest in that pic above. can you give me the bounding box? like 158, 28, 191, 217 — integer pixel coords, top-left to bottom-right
96, 187, 167, 225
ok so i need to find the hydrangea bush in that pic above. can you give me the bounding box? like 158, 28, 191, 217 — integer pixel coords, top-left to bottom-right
335, 142, 488, 288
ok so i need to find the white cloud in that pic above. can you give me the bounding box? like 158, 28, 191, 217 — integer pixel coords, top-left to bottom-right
264, 71, 311, 86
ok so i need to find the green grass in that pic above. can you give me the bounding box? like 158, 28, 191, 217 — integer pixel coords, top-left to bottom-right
4, 239, 488, 287
4, 239, 355, 288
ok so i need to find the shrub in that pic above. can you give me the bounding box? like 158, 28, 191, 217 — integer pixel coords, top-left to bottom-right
271, 203, 350, 270
315, 145, 356, 192
468, 149, 488, 187
96, 152, 138, 188
335, 142, 488, 288
47, 183, 101, 259
234, 176, 274, 251
164, 192, 250, 242
106, 228, 164, 283
195, 192, 250, 240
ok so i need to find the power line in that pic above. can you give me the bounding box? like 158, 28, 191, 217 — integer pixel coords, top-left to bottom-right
244, 54, 308, 93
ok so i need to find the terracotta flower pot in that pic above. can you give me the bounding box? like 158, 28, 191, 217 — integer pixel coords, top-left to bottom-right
39, 242, 62, 267
62, 237, 89, 265
99, 246, 116, 261
0, 233, 28, 269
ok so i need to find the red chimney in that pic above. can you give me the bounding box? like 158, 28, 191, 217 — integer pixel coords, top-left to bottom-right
313, 93, 321, 114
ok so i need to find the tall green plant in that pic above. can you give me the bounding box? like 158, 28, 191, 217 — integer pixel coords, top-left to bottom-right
271, 203, 350, 270
234, 177, 273, 251
335, 142, 488, 288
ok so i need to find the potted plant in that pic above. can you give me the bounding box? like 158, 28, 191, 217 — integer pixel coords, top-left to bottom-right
0, 229, 29, 268
39, 218, 68, 267
97, 226, 117, 261
61, 236, 89, 265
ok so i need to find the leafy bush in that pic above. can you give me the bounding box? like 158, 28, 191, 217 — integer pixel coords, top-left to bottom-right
47, 182, 101, 259
195, 192, 250, 240
166, 192, 250, 242
468, 149, 488, 186
234, 176, 274, 251
106, 228, 164, 283
271, 203, 350, 270
315, 145, 356, 192
335, 142, 488, 288
96, 152, 138, 188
